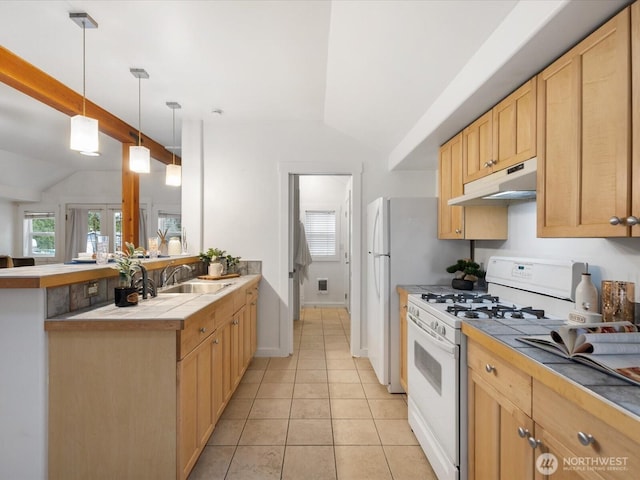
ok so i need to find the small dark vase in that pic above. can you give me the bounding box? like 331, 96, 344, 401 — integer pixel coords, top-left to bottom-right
114, 287, 139, 307
452, 278, 474, 291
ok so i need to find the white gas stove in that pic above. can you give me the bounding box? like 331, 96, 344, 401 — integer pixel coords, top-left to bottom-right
406, 257, 584, 480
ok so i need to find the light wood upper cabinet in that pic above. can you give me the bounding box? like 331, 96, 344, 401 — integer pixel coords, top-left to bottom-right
537, 7, 631, 237
493, 79, 537, 170
439, 133, 465, 239
463, 79, 537, 184
632, 1, 640, 237
438, 133, 508, 240
463, 110, 493, 183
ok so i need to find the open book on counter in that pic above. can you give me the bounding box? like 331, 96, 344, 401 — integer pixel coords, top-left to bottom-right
517, 321, 640, 387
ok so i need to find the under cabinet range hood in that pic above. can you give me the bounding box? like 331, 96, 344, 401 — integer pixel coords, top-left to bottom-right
448, 157, 537, 206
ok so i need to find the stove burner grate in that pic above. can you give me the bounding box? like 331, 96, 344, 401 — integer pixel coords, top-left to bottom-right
422, 292, 500, 304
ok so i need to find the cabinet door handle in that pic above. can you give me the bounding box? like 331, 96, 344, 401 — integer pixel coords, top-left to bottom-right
214, 338, 219, 344
233, 320, 238, 325
455, 229, 462, 234
577, 432, 595, 446
609, 216, 623, 225
626, 216, 639, 226
485, 364, 496, 373
483, 161, 491, 168
199, 327, 206, 333
527, 437, 541, 449
517, 427, 529, 438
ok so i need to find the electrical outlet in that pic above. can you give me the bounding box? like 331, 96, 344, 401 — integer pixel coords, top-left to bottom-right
84, 282, 99, 298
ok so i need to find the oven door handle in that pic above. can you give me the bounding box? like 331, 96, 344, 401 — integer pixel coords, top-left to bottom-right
408, 316, 457, 357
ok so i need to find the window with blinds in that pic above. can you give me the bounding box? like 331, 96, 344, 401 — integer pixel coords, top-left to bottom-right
24, 211, 56, 257
304, 210, 338, 260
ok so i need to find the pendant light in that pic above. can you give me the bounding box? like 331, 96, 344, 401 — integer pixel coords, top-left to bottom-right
129, 68, 150, 173
165, 102, 182, 186
69, 12, 99, 156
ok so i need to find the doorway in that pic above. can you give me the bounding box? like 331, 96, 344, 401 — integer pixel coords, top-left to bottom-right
278, 161, 363, 358
294, 175, 351, 314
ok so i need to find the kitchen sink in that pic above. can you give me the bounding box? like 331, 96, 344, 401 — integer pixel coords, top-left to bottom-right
160, 281, 233, 294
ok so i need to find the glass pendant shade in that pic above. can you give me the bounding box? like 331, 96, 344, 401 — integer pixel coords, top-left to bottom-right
70, 114, 99, 154
165, 163, 181, 186
129, 145, 150, 173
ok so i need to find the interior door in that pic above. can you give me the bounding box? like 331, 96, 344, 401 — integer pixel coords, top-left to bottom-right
287, 174, 299, 354
342, 181, 352, 311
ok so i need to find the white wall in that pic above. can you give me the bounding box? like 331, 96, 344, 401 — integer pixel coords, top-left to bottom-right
183, 118, 435, 356
475, 201, 640, 304
0, 200, 14, 255
299, 175, 349, 306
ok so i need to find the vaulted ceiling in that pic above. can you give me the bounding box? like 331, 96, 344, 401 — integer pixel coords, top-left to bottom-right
0, 0, 630, 196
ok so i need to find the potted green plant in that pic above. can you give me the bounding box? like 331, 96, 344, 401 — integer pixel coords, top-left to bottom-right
223, 255, 241, 274
112, 242, 143, 306
199, 248, 226, 276
446, 259, 485, 291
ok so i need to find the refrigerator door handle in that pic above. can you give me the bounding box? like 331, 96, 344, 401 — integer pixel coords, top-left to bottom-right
373, 253, 390, 258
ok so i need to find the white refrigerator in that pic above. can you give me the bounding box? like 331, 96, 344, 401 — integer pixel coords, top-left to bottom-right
366, 197, 468, 393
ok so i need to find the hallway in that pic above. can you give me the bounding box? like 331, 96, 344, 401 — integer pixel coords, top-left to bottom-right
188, 307, 436, 479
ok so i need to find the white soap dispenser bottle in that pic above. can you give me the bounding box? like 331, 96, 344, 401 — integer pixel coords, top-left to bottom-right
575, 264, 598, 312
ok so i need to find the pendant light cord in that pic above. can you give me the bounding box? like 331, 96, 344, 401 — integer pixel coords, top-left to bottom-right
172, 108, 176, 165
138, 77, 142, 146
82, 20, 86, 116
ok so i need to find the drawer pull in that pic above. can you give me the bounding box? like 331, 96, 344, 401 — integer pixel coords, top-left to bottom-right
577, 432, 595, 446
485, 364, 496, 373
527, 437, 541, 449
517, 427, 529, 438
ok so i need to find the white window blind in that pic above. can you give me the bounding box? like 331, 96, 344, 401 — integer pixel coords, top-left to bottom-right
305, 210, 337, 258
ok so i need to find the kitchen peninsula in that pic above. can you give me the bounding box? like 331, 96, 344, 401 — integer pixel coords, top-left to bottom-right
0, 258, 260, 480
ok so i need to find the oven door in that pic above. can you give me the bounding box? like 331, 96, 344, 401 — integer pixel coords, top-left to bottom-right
407, 312, 459, 480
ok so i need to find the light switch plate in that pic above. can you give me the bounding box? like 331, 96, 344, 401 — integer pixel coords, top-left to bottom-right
84, 282, 99, 298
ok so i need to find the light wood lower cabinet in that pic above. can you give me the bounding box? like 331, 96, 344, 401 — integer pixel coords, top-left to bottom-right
398, 288, 408, 393
467, 339, 534, 480
48, 277, 260, 480
178, 335, 215, 479
467, 336, 640, 480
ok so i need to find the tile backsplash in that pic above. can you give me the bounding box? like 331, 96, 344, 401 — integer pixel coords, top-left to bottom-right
46, 260, 262, 318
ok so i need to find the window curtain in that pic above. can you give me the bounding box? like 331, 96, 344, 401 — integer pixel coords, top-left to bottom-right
138, 208, 147, 249
65, 208, 89, 262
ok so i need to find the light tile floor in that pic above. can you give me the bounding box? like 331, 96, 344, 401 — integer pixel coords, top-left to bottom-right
188, 307, 437, 480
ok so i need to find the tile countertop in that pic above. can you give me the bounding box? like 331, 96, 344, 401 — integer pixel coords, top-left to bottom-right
462, 318, 640, 444
0, 255, 200, 289
45, 274, 261, 331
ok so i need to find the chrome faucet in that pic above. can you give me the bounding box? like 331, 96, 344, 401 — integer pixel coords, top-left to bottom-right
133, 264, 157, 299
160, 263, 194, 287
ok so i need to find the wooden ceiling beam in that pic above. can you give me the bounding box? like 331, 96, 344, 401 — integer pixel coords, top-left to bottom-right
0, 45, 180, 166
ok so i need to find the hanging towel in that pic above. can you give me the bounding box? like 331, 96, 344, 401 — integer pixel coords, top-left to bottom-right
295, 220, 313, 284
